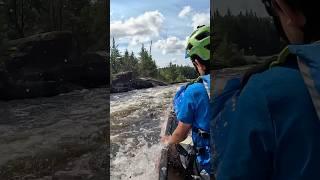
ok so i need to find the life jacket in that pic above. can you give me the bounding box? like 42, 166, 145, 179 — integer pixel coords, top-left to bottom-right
173, 75, 211, 174
210, 41, 320, 175
280, 42, 320, 120
209, 68, 244, 175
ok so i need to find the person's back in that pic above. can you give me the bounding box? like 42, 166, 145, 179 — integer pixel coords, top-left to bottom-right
174, 75, 211, 173
216, 54, 320, 179
161, 25, 213, 178
214, 0, 320, 179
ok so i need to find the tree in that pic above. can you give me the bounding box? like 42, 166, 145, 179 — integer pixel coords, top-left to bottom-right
138, 44, 157, 78
110, 37, 121, 74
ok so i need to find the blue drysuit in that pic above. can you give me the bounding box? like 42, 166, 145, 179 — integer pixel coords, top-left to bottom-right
216, 43, 320, 180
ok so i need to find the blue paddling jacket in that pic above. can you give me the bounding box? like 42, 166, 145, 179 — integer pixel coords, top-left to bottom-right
215, 43, 320, 180
173, 74, 211, 174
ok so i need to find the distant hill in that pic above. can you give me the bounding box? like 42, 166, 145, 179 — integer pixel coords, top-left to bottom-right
214, 0, 269, 17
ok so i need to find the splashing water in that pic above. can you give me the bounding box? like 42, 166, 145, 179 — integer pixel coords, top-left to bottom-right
110, 84, 182, 180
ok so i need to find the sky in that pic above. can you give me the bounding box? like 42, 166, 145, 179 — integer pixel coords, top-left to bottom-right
110, 0, 210, 68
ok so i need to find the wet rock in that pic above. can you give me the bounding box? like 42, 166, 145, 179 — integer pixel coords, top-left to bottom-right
112, 71, 134, 85
0, 31, 109, 100
111, 71, 168, 93
80, 51, 109, 88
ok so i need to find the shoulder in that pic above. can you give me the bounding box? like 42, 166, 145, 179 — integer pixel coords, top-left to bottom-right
242, 65, 309, 107
249, 66, 305, 94
184, 82, 206, 97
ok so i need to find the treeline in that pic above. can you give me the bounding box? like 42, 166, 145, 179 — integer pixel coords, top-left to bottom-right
0, 0, 106, 52
110, 38, 197, 83
213, 9, 284, 69
158, 63, 197, 83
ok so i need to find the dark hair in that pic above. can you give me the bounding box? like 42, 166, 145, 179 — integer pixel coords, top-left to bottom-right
284, 0, 320, 42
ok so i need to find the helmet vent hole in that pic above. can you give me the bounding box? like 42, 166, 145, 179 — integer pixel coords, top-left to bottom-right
195, 32, 210, 41
187, 44, 193, 50
204, 44, 210, 51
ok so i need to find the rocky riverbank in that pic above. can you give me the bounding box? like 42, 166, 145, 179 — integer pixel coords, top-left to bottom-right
0, 31, 108, 100
111, 71, 168, 93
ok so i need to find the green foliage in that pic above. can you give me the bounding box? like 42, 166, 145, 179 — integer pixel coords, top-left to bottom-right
0, 0, 106, 51
213, 9, 284, 68
138, 44, 158, 78
110, 38, 197, 83
110, 37, 121, 74
158, 62, 197, 83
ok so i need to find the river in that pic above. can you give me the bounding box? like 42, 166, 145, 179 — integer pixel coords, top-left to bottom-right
0, 88, 108, 179
110, 84, 182, 180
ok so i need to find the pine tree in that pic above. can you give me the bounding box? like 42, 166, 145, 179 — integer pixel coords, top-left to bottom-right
110, 37, 121, 74
138, 43, 157, 78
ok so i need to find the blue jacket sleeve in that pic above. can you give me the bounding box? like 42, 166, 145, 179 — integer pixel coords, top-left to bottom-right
217, 76, 275, 180
175, 87, 194, 125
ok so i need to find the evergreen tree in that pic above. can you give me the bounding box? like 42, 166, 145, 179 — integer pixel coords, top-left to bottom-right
138, 44, 157, 78
110, 37, 121, 74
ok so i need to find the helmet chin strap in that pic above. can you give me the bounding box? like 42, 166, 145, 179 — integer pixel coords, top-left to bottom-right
272, 15, 290, 44
192, 62, 201, 76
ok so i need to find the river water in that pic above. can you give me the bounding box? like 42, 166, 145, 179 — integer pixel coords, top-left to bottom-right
0, 88, 108, 179
110, 84, 182, 180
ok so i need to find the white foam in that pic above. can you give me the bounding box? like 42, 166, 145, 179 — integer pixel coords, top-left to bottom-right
110, 84, 184, 180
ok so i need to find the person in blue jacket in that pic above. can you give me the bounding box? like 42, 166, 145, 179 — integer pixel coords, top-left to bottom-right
161, 25, 212, 177
215, 0, 320, 179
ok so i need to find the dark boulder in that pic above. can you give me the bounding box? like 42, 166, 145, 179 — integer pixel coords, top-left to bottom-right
111, 71, 168, 93
0, 31, 109, 100
3, 31, 73, 73
80, 51, 109, 88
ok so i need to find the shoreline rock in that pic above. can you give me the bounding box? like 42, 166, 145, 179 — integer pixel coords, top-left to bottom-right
0, 31, 109, 100
111, 71, 168, 93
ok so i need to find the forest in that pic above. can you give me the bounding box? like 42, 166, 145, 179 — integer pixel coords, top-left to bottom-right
110, 38, 197, 84
0, 0, 108, 100
111, 9, 285, 79
213, 9, 284, 69
0, 0, 106, 53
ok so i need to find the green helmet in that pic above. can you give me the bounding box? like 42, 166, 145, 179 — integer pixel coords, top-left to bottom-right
185, 25, 210, 61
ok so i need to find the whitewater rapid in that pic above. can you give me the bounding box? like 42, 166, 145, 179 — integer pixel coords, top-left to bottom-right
110, 84, 182, 180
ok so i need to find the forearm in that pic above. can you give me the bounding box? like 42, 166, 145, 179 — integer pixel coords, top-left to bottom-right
168, 130, 188, 145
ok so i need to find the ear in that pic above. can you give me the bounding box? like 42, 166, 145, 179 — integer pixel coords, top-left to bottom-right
275, 0, 305, 27
195, 59, 206, 70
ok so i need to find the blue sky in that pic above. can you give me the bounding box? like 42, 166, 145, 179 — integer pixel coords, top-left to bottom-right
110, 0, 210, 67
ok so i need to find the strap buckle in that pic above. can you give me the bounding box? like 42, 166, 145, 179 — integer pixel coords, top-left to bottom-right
196, 128, 210, 139
196, 147, 206, 155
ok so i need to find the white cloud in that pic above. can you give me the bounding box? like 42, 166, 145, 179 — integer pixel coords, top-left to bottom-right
178, 6, 192, 18
110, 11, 165, 46
192, 12, 210, 29
171, 58, 178, 63
155, 36, 187, 55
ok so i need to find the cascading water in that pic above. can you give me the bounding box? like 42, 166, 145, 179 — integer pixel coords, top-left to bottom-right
110, 84, 182, 180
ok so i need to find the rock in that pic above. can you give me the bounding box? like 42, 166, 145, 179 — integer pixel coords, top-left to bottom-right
3, 31, 73, 73
111, 71, 168, 93
139, 78, 168, 86
131, 78, 154, 89
0, 31, 109, 100
81, 51, 109, 88
112, 71, 134, 85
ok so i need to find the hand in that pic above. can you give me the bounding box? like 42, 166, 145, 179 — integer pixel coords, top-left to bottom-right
161, 135, 171, 145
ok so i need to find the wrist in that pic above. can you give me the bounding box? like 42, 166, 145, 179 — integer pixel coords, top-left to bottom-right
167, 135, 175, 145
